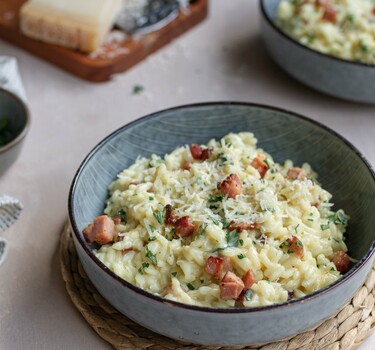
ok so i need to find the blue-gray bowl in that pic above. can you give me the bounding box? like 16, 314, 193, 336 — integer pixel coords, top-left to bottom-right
260, 0, 375, 104
0, 88, 30, 176
68, 102, 375, 346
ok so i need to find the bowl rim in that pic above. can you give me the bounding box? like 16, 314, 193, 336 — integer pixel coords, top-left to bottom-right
68, 101, 375, 314
0, 88, 30, 154
259, 0, 375, 69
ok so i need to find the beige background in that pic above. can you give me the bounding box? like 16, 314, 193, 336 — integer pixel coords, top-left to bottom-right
1, 1, 374, 349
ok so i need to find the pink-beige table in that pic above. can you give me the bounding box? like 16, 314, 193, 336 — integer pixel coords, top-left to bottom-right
1, 1, 374, 349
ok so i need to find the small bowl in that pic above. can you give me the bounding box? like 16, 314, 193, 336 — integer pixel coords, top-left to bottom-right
260, 0, 375, 103
0, 88, 30, 175
69, 102, 375, 346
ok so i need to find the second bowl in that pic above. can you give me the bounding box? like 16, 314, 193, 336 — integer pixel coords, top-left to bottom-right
260, 0, 375, 103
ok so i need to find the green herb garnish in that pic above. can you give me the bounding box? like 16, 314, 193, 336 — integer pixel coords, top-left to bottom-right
320, 224, 330, 231
208, 195, 224, 203
132, 85, 144, 94
226, 229, 239, 247
146, 246, 157, 265
171, 272, 177, 277
197, 226, 206, 238
138, 262, 150, 274
307, 32, 316, 44
153, 207, 166, 225
209, 216, 221, 225
237, 253, 246, 259
328, 210, 348, 226
148, 236, 157, 241
116, 209, 127, 223
239, 239, 244, 246
244, 289, 253, 301
149, 225, 156, 233
187, 283, 195, 290
218, 153, 227, 163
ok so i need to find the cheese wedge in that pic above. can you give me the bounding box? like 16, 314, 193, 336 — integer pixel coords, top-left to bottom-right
20, 0, 123, 52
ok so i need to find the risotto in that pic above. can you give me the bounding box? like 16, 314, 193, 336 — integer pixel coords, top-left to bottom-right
277, 0, 375, 65
83, 132, 350, 308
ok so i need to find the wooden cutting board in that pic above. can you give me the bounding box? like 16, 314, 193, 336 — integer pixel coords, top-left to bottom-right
0, 0, 208, 82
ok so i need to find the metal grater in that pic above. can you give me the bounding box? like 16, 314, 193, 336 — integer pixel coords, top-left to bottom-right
116, 0, 185, 35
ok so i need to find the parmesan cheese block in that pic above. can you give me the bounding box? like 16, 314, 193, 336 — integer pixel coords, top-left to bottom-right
20, 0, 123, 52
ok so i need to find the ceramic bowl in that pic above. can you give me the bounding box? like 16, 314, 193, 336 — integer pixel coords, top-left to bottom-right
69, 102, 375, 346
0, 88, 30, 176
260, 0, 375, 103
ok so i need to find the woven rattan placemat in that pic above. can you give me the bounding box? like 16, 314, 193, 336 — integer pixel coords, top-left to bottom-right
60, 222, 375, 350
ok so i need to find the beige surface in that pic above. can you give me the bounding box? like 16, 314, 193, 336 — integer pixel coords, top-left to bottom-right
0, 1, 374, 349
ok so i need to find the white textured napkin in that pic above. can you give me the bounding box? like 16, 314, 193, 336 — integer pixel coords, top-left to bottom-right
0, 56, 27, 102
0, 56, 26, 266
0, 196, 23, 266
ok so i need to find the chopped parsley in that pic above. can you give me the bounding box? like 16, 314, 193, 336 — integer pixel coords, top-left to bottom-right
149, 196, 154, 201
239, 239, 244, 246
171, 272, 177, 277
279, 240, 291, 249
244, 289, 253, 301
264, 158, 271, 168
132, 84, 144, 94
138, 262, 150, 275
295, 240, 302, 248
237, 253, 246, 259
208, 195, 224, 203
116, 209, 127, 223
146, 246, 157, 265
222, 219, 231, 229
307, 32, 316, 44
226, 229, 239, 247
187, 283, 195, 291
320, 224, 330, 231
328, 210, 348, 226
149, 225, 156, 233
148, 236, 157, 241
360, 41, 369, 53
347, 14, 355, 23
218, 153, 228, 164
153, 207, 166, 225
197, 225, 206, 238
209, 216, 221, 225
294, 224, 300, 233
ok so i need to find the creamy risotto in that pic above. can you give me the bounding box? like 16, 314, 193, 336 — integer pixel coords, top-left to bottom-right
83, 132, 351, 308
277, 0, 375, 65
